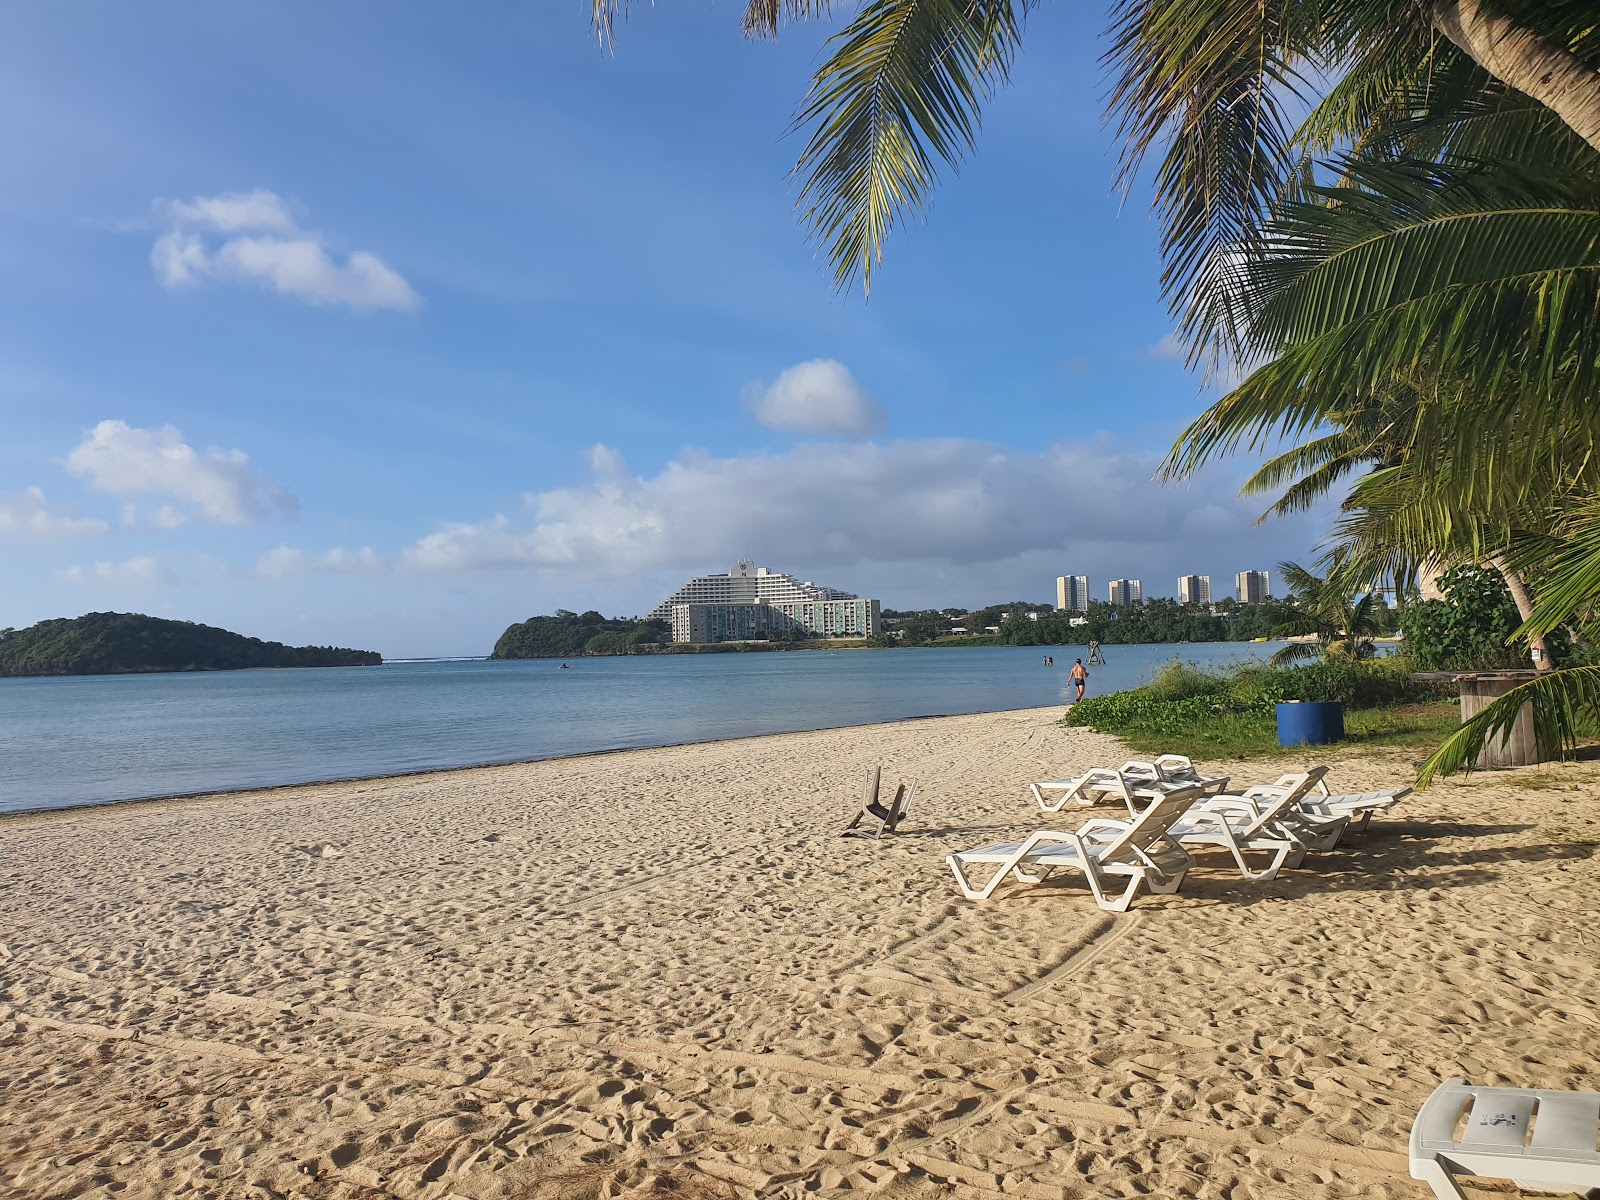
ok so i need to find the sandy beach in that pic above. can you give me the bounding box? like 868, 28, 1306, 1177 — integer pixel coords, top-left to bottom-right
4, 706, 1599, 1199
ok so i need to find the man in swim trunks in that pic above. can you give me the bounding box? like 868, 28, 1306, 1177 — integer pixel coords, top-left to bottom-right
1069, 658, 1088, 700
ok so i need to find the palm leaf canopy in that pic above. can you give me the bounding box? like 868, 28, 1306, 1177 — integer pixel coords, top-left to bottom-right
1162, 148, 1600, 481
792, 0, 1035, 297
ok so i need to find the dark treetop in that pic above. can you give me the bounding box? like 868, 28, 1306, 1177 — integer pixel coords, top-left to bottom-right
0, 612, 382, 678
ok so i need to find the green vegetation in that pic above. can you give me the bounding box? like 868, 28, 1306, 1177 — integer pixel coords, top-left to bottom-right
1265, 562, 1382, 666
492, 610, 668, 659
882, 595, 1399, 648
0, 613, 381, 678
1066, 658, 1454, 758
1400, 566, 1533, 673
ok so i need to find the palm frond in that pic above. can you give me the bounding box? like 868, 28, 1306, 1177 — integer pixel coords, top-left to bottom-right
1504, 494, 1600, 640
1418, 665, 1600, 784
1268, 640, 1323, 667
743, 0, 848, 38
1104, 0, 1330, 366
793, 0, 1033, 295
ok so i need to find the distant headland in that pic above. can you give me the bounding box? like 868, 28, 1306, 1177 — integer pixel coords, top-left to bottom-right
0, 613, 382, 678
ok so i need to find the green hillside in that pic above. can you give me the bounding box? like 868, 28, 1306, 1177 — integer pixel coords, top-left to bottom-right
0, 612, 382, 678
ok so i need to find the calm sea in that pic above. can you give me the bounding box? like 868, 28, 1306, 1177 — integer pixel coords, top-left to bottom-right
0, 642, 1274, 814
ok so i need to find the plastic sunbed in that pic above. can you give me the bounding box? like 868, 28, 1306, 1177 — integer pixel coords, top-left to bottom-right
1410, 1077, 1600, 1198
1162, 768, 1347, 880
1031, 759, 1231, 812
946, 785, 1205, 910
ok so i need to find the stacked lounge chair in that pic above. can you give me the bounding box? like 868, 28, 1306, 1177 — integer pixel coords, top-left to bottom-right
1161, 768, 1348, 881
1031, 757, 1232, 812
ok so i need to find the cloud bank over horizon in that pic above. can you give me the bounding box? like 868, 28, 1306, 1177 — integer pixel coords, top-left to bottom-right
294, 434, 1328, 613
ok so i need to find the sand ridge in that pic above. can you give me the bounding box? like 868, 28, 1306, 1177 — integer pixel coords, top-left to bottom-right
3, 706, 1599, 1198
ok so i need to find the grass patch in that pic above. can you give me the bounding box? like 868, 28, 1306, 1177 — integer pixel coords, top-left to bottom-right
1066, 658, 1460, 759
1342, 701, 1462, 749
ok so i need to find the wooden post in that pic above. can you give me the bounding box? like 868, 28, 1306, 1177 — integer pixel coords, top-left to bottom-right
1459, 675, 1540, 768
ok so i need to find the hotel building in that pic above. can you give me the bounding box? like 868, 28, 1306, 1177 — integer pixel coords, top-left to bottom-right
1055, 575, 1090, 613
1108, 578, 1142, 606
670, 598, 881, 644
1177, 574, 1212, 605
648, 560, 855, 620
1235, 570, 1272, 604
654, 562, 881, 643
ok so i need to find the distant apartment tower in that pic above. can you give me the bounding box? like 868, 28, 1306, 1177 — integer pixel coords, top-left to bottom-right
1177, 574, 1212, 605
1108, 578, 1142, 606
1235, 570, 1272, 604
1055, 574, 1089, 613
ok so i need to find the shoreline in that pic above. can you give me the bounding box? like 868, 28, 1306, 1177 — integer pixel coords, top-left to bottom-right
4, 707, 1598, 1198
0, 704, 1069, 825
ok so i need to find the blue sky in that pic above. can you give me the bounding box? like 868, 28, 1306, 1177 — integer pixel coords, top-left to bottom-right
0, 2, 1328, 657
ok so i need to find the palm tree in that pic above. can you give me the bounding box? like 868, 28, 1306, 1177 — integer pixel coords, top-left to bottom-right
1267, 560, 1381, 666
593, 2, 1600, 305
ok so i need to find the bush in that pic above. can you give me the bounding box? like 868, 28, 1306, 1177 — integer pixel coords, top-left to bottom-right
1399, 565, 1527, 671
1066, 655, 1454, 755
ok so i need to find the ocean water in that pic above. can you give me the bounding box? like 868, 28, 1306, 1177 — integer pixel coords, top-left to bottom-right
0, 642, 1274, 813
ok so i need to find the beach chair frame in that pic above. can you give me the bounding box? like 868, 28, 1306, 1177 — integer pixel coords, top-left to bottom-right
1410, 1077, 1600, 1198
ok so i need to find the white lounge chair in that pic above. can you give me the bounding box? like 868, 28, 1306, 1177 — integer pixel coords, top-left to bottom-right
1031, 759, 1231, 812
1152, 754, 1232, 789
1162, 769, 1348, 881
1231, 769, 1403, 845
1410, 1077, 1600, 1199
1298, 780, 1411, 834
946, 785, 1204, 910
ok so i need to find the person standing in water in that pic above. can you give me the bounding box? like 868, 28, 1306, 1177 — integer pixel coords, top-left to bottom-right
1069, 658, 1088, 701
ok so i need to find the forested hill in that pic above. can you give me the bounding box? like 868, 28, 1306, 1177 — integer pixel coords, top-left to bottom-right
493, 610, 668, 658
0, 613, 382, 677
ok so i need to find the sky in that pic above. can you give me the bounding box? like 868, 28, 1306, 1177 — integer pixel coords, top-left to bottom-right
0, 2, 1333, 658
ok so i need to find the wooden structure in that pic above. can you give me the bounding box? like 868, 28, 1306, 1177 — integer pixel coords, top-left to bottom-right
1413, 670, 1542, 768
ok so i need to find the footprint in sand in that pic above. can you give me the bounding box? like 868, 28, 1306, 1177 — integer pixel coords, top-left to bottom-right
295, 842, 346, 859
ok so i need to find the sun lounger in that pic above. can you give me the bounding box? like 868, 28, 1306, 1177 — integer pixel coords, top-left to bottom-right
1031, 759, 1231, 812
1410, 1077, 1600, 1198
1235, 770, 1407, 842
947, 785, 1204, 910
1163, 769, 1347, 880
1298, 782, 1411, 834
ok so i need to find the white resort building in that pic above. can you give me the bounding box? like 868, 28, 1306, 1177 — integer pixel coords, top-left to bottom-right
654, 562, 882, 644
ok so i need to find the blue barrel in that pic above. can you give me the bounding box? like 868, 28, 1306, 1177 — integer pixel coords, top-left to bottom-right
1276, 701, 1345, 746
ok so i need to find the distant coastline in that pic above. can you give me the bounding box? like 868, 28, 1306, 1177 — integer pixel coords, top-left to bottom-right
0, 612, 382, 679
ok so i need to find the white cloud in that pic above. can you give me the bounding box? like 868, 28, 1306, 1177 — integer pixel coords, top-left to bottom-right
59, 555, 178, 587
745, 359, 884, 437
256, 545, 383, 578
149, 190, 419, 312
398, 437, 1324, 602
0, 487, 109, 539
163, 189, 298, 234
66, 419, 297, 525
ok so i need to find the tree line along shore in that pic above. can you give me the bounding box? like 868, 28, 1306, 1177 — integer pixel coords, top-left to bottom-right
487, 591, 1408, 659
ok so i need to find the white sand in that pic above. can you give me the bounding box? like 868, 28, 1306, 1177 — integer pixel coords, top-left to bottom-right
3, 707, 1599, 1199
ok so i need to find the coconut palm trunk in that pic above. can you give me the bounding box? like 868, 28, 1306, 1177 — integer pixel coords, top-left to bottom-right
1487, 554, 1553, 671
1432, 0, 1600, 155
